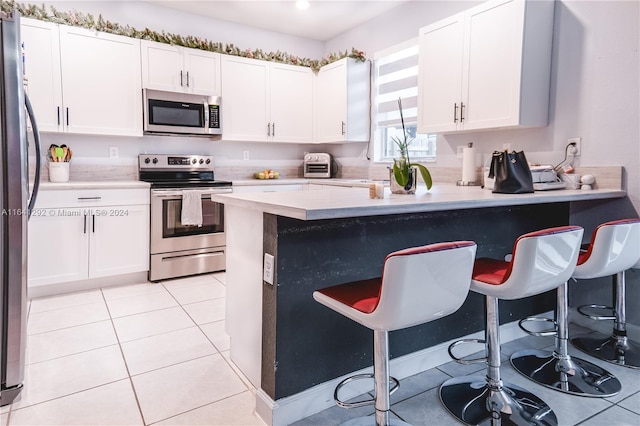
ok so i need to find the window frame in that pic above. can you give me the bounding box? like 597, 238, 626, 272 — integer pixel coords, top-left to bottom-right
372, 38, 436, 163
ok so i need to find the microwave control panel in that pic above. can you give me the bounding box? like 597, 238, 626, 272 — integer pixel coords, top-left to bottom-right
208, 105, 220, 129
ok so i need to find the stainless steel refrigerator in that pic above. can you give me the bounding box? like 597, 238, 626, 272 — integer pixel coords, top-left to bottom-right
0, 9, 42, 406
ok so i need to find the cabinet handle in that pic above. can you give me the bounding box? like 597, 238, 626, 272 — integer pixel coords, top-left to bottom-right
272, 122, 275, 137
341, 121, 346, 136
267, 123, 271, 137
460, 102, 465, 122
83, 214, 87, 234
453, 103, 458, 123
66, 107, 69, 126
92, 214, 95, 233
57, 106, 60, 126
186, 71, 190, 87
77, 197, 102, 201
180, 70, 183, 87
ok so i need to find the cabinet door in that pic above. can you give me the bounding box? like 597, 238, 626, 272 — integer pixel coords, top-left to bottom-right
221, 56, 269, 141
141, 40, 183, 92
417, 14, 465, 133
463, 0, 524, 130
59, 26, 143, 136
184, 48, 221, 95
89, 205, 150, 278
20, 19, 63, 133
315, 60, 347, 142
270, 64, 313, 142
28, 209, 89, 287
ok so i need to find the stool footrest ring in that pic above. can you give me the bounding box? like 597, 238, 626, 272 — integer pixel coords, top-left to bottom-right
334, 373, 400, 409
518, 316, 557, 337
448, 339, 487, 364
577, 304, 615, 321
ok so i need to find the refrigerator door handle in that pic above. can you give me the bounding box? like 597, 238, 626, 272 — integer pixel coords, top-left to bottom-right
25, 94, 41, 219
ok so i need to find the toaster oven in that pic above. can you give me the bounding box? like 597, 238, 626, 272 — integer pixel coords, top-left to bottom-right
304, 153, 332, 178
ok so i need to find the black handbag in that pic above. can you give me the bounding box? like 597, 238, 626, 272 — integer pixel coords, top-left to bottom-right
489, 150, 534, 194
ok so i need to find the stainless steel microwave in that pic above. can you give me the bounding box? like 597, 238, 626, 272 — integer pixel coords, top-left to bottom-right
143, 89, 221, 137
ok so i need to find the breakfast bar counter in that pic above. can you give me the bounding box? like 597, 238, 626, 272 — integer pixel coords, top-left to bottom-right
211, 184, 628, 425
214, 184, 625, 220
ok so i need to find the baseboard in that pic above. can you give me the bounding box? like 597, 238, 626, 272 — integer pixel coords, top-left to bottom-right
255, 316, 536, 426
27, 271, 149, 299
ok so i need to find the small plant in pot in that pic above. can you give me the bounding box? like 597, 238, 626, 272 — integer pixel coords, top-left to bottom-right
390, 98, 432, 194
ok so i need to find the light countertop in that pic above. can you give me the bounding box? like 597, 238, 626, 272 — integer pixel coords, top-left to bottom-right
212, 184, 626, 221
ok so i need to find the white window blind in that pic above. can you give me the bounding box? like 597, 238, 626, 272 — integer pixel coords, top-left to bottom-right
374, 39, 436, 161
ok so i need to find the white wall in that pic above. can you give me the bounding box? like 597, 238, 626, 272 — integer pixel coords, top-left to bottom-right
327, 0, 639, 213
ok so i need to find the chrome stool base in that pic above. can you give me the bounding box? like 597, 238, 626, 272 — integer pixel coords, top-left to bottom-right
440, 376, 557, 425
571, 333, 640, 369
511, 349, 622, 397
341, 416, 412, 426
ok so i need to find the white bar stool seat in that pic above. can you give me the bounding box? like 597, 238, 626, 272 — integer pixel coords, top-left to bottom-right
314, 241, 477, 426
440, 226, 584, 425
571, 218, 640, 369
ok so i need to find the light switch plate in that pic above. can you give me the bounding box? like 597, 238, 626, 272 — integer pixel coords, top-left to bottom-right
263, 253, 274, 285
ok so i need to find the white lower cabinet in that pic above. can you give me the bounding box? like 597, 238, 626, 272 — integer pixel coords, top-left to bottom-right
28, 189, 150, 289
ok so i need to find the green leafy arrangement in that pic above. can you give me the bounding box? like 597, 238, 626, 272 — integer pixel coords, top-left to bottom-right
0, 0, 366, 72
391, 98, 432, 190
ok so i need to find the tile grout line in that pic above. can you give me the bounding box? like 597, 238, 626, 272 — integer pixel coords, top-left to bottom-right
99, 287, 149, 426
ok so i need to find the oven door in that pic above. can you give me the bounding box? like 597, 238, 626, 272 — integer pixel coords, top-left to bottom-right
150, 187, 231, 254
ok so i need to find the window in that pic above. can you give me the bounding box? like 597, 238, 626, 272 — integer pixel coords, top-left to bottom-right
374, 39, 436, 162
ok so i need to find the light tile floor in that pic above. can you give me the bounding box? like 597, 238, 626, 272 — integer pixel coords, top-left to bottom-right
3, 273, 639, 425
4, 272, 264, 426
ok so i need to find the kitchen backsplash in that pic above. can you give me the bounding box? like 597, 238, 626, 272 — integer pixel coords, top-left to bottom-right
30, 155, 623, 191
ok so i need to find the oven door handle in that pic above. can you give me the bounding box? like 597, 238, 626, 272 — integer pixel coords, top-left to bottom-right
152, 189, 233, 198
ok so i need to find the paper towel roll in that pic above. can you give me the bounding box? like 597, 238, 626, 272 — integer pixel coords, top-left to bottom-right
462, 145, 476, 183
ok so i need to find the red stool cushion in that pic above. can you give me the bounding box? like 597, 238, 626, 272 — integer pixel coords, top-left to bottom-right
577, 218, 640, 266
473, 226, 582, 285
316, 278, 382, 314
316, 241, 477, 314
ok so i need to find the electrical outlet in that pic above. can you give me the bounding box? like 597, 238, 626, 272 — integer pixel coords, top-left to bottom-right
243, 150, 250, 160
263, 253, 274, 285
502, 143, 512, 151
456, 146, 464, 159
109, 146, 119, 159
568, 137, 581, 156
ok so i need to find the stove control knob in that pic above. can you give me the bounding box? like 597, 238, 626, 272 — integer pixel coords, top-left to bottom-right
205, 158, 211, 164
192, 158, 197, 165
144, 157, 150, 164
152, 157, 158, 164
199, 159, 204, 164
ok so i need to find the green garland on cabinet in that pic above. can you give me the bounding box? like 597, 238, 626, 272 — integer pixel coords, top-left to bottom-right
0, 0, 366, 72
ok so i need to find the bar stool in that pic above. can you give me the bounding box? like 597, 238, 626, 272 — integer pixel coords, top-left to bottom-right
313, 241, 477, 426
440, 226, 583, 425
570, 218, 640, 369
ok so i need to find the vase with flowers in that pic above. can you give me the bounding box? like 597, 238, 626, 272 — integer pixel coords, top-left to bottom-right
390, 98, 432, 194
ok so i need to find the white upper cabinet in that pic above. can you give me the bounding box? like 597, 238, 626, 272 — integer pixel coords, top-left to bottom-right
418, 0, 555, 133
221, 55, 270, 141
221, 55, 313, 142
59, 26, 142, 136
315, 58, 370, 142
141, 40, 221, 96
21, 18, 62, 133
269, 63, 314, 142
21, 19, 143, 136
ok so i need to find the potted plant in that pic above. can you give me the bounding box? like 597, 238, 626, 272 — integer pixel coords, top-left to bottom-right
390, 98, 433, 194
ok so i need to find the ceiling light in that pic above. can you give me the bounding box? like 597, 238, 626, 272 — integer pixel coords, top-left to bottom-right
295, 0, 310, 11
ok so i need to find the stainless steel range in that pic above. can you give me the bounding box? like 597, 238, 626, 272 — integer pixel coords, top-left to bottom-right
139, 154, 232, 282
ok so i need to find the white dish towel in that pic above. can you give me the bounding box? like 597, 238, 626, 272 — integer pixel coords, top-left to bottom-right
181, 190, 203, 227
